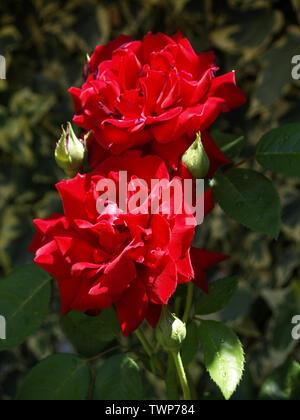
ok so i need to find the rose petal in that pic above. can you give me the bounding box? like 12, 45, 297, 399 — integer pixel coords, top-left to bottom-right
116, 277, 149, 336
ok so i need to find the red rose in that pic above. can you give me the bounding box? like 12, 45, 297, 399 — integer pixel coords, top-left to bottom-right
70, 32, 246, 174
29, 150, 227, 336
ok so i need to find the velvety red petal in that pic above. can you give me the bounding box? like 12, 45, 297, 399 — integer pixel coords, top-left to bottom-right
150, 50, 175, 73
115, 52, 142, 91
139, 70, 167, 116
151, 135, 192, 170
54, 236, 95, 263
168, 214, 196, 261
145, 302, 162, 329
150, 113, 180, 144
175, 161, 193, 180
122, 213, 150, 244
176, 251, 194, 284
70, 276, 112, 313
28, 231, 44, 254
94, 150, 169, 185
32, 213, 67, 237
148, 214, 171, 250
57, 277, 86, 315
100, 252, 137, 301
97, 124, 153, 154
86, 133, 110, 170
208, 72, 247, 111
176, 37, 206, 77
34, 240, 70, 282
56, 175, 98, 222
180, 68, 216, 107
142, 32, 175, 63
69, 87, 82, 114
191, 247, 230, 271
144, 256, 177, 305
197, 51, 217, 75
136, 154, 170, 184
115, 89, 143, 119
190, 247, 230, 292
116, 277, 149, 337
88, 35, 133, 74
193, 271, 208, 293
147, 107, 183, 125
171, 30, 185, 42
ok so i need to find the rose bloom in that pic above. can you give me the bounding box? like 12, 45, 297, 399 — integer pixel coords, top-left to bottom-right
29, 151, 228, 336
70, 32, 246, 176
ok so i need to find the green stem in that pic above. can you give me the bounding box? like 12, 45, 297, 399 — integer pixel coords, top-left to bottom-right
135, 328, 153, 358
135, 329, 165, 377
172, 351, 192, 400
166, 354, 179, 400
182, 282, 194, 324
231, 153, 256, 169
86, 345, 121, 362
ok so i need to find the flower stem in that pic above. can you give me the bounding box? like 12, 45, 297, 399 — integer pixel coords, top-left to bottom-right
135, 328, 153, 358
182, 282, 194, 324
135, 328, 165, 378
172, 351, 192, 400
166, 353, 179, 400
231, 153, 257, 169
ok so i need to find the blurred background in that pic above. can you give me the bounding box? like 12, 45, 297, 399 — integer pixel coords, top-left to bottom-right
0, 0, 300, 400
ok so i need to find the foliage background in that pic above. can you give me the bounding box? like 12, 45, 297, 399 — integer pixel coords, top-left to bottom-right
0, 0, 299, 400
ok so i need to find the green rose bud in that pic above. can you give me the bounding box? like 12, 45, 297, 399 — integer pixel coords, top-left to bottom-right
182, 132, 210, 179
55, 123, 89, 178
156, 306, 186, 353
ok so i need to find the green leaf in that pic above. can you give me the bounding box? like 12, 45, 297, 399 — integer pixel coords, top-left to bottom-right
256, 123, 300, 178
198, 321, 245, 400
195, 276, 239, 316
259, 359, 300, 401
0, 264, 51, 351
212, 168, 281, 238
181, 322, 199, 366
93, 355, 143, 400
211, 130, 245, 161
270, 295, 300, 351
61, 308, 121, 357
16, 354, 90, 401
220, 287, 253, 323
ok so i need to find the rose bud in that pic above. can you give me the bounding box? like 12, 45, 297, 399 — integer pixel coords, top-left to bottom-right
55, 123, 88, 178
156, 306, 186, 353
182, 132, 210, 179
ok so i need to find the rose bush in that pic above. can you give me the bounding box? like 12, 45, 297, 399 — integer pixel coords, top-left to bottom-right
29, 150, 228, 336
70, 32, 246, 176
25, 32, 249, 400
